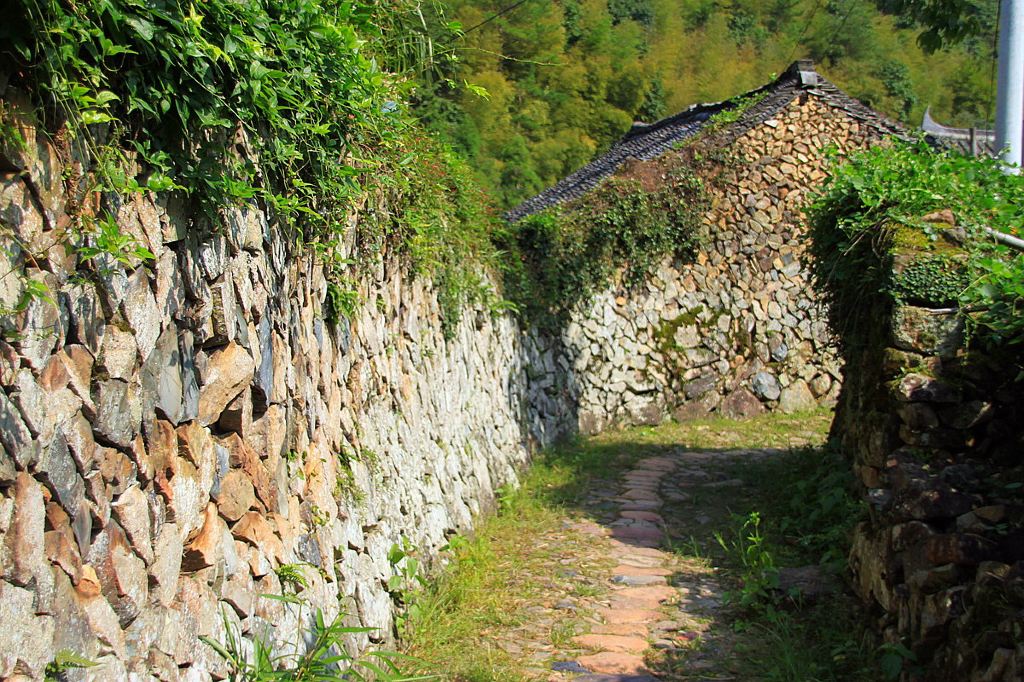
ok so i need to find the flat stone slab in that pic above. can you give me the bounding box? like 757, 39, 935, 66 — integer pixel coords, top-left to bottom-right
620, 511, 664, 524
611, 564, 672, 576
620, 500, 663, 512
592, 623, 649, 637
612, 526, 664, 544
596, 607, 663, 624
572, 634, 648, 653
578, 652, 651, 675
575, 676, 660, 682
612, 574, 668, 586
620, 489, 661, 502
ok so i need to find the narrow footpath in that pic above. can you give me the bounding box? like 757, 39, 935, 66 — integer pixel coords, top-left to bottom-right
545, 449, 762, 681
405, 413, 865, 681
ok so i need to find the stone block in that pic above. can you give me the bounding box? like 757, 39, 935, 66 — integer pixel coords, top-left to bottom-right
197, 342, 254, 426
891, 306, 963, 358
719, 387, 765, 419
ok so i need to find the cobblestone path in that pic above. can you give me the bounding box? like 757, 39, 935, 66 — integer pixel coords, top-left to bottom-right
494, 447, 787, 681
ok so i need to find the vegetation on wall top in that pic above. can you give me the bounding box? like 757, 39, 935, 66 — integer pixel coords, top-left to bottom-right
808, 140, 1024, 352
0, 0, 501, 336
500, 154, 708, 328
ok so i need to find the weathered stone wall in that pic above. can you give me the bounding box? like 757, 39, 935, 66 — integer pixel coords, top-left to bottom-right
0, 110, 574, 679
835, 252, 1024, 680
560, 95, 882, 434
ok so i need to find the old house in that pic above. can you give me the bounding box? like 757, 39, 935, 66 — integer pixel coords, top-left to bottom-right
508, 60, 907, 434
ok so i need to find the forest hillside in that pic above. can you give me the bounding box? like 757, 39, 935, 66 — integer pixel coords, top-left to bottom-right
412, 0, 998, 207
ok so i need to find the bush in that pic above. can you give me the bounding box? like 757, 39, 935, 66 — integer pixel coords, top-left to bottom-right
500, 162, 707, 327
808, 140, 1024, 352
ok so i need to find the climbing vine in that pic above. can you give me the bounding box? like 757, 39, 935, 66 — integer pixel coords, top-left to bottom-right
0, 0, 499, 333
500, 160, 708, 328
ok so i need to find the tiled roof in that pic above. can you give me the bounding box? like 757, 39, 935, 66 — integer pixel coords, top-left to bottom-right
506, 60, 906, 223
921, 107, 996, 157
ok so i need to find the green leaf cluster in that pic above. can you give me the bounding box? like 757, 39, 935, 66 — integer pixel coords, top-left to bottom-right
500, 162, 707, 327
2, 0, 508, 332
808, 139, 1024, 352
415, 0, 999, 209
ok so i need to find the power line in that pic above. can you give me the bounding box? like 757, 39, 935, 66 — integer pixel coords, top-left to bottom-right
464, 0, 531, 35
787, 0, 825, 65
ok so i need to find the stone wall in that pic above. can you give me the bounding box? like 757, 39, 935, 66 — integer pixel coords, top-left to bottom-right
559, 95, 882, 434
835, 249, 1024, 680
0, 108, 574, 679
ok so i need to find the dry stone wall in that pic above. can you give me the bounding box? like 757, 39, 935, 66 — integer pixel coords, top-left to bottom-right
0, 86, 901, 680
559, 95, 883, 434
835, 264, 1024, 680
0, 112, 573, 680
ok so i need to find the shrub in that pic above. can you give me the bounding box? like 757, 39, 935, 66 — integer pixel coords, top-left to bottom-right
808, 140, 1024, 352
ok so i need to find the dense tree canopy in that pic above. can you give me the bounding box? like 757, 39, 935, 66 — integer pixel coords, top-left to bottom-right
412, 0, 999, 208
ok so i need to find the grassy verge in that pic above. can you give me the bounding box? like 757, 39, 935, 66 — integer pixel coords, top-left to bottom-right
402, 409, 888, 681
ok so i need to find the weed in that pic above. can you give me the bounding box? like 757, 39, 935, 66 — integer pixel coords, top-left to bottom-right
201, 592, 432, 681
44, 650, 96, 681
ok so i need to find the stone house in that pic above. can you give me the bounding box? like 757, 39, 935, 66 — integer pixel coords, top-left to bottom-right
508, 60, 907, 434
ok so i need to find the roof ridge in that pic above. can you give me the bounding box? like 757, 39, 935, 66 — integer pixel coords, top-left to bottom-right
505, 61, 906, 223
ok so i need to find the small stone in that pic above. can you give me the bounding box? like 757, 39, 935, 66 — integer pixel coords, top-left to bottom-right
751, 371, 781, 401
573, 634, 648, 654
576, 652, 650, 675
778, 379, 816, 413
182, 503, 225, 572
612, 574, 667, 586
213, 469, 257, 522
719, 388, 765, 419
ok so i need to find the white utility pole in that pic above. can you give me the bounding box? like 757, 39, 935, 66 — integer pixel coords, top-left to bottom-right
996, 0, 1024, 173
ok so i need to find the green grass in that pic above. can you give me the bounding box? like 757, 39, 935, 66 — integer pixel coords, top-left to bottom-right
401, 409, 886, 681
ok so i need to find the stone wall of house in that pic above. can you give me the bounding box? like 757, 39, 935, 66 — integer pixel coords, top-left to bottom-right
0, 108, 574, 680
559, 95, 883, 435
835, 254, 1024, 680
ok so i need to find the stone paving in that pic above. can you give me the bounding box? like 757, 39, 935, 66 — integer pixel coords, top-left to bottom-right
535, 450, 754, 682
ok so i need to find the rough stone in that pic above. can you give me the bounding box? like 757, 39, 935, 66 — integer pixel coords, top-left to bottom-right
197, 342, 255, 426
719, 388, 765, 419
751, 371, 781, 401
777, 379, 816, 413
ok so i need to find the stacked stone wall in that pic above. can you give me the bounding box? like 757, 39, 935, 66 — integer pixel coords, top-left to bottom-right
0, 108, 573, 679
0, 90, 902, 679
560, 96, 883, 434
835, 260, 1024, 680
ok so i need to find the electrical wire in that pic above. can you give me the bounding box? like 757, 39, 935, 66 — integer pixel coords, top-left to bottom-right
463, 0, 531, 35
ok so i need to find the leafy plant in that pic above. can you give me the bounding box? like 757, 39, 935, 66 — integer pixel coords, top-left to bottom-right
387, 539, 429, 634
715, 511, 780, 610
808, 140, 1024, 353
502, 160, 707, 327
44, 650, 97, 681
201, 593, 432, 681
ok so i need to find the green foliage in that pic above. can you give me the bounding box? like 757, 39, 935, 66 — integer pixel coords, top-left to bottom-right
324, 281, 360, 327
501, 163, 706, 326
3, 0, 503, 333
715, 511, 779, 610
201, 593, 431, 681
44, 650, 96, 681
808, 140, 1024, 352
387, 539, 429, 634
875, 0, 995, 52
889, 253, 970, 306
419, 0, 998, 208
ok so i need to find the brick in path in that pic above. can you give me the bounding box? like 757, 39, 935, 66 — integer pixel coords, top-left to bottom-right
611, 573, 668, 586
620, 510, 664, 523
611, 564, 672, 576
595, 607, 664, 624
577, 651, 651, 674
573, 634, 649, 653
